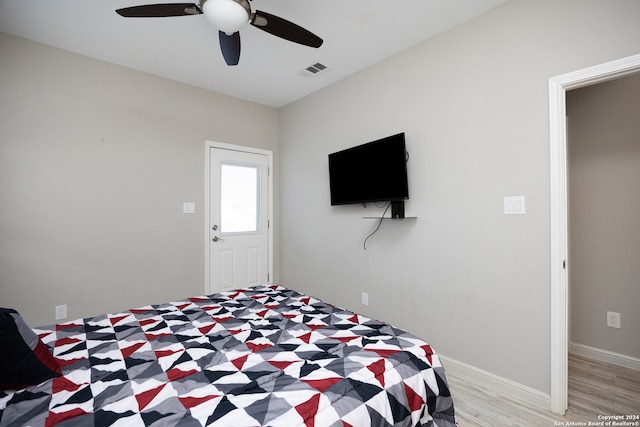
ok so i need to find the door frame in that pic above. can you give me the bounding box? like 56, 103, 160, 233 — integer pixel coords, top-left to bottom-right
548, 53, 640, 414
204, 141, 273, 294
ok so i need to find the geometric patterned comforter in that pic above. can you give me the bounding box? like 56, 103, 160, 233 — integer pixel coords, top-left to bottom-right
0, 285, 456, 426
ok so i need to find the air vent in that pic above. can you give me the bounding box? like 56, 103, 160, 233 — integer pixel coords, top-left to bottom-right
301, 62, 328, 77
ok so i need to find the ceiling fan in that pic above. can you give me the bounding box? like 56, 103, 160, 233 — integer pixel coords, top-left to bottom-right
116, 0, 323, 66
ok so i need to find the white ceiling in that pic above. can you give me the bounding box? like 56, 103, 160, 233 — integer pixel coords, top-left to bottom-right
0, 0, 508, 108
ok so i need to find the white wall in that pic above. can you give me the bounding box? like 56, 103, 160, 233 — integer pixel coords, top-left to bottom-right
278, 0, 640, 398
568, 73, 640, 359
0, 33, 279, 327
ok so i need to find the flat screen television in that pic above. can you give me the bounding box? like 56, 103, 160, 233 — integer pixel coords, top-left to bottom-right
328, 132, 409, 214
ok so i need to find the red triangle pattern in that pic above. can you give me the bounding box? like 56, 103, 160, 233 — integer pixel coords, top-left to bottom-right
365, 348, 400, 358
178, 394, 220, 409
121, 342, 145, 359
246, 342, 272, 352
198, 324, 217, 335
155, 348, 180, 358
367, 359, 386, 388
404, 383, 425, 412
46, 408, 88, 427
269, 360, 296, 371
55, 357, 87, 369
145, 332, 171, 341
139, 318, 157, 327
56, 322, 82, 331
109, 315, 130, 326
167, 367, 198, 382
52, 376, 83, 394
136, 383, 167, 411
301, 377, 341, 392
295, 393, 320, 427
299, 332, 312, 344
55, 336, 82, 346
232, 354, 249, 370
421, 344, 434, 364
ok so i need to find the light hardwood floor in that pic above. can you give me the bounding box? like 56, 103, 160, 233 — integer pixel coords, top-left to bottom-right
446, 354, 640, 426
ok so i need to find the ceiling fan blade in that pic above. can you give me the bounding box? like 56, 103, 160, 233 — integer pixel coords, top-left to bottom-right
116, 3, 202, 17
219, 31, 241, 66
251, 10, 323, 48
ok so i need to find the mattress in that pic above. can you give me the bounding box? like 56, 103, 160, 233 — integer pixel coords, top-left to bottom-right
0, 284, 456, 426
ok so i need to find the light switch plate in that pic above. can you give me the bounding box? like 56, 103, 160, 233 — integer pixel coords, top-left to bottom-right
183, 202, 196, 214
504, 196, 526, 215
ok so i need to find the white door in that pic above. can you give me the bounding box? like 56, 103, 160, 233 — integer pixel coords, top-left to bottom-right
207, 144, 271, 293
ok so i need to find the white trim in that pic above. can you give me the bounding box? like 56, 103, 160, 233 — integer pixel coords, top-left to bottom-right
204, 141, 274, 294
549, 73, 569, 415
570, 342, 640, 372
549, 53, 640, 415
439, 355, 550, 410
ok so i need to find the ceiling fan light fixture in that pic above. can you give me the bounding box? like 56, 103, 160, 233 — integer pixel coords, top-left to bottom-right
113, 0, 322, 66
202, 0, 251, 34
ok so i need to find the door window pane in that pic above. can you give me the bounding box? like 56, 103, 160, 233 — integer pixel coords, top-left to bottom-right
220, 164, 259, 233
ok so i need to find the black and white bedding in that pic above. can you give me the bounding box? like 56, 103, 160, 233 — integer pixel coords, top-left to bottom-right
0, 285, 456, 426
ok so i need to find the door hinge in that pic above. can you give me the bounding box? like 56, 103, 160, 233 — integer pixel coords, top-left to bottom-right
563, 260, 566, 269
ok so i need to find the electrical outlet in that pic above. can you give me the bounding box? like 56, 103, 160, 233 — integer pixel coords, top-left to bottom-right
606, 311, 621, 329
55, 304, 67, 320
361, 292, 369, 306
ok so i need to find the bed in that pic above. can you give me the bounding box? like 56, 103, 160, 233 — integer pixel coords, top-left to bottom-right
1, 284, 456, 426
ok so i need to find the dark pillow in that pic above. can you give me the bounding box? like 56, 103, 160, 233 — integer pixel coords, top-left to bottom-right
0, 308, 61, 390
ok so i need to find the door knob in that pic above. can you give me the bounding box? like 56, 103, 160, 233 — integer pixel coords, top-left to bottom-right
212, 236, 224, 242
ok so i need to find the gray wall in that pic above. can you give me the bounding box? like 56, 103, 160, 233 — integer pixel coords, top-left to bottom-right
568, 73, 640, 359
0, 33, 279, 327
278, 0, 640, 397
2, 0, 640, 405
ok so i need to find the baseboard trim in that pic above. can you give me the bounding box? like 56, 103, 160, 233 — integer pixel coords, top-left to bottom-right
570, 342, 640, 371
439, 355, 551, 411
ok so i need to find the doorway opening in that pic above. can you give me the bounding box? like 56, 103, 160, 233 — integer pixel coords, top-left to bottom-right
549, 53, 640, 414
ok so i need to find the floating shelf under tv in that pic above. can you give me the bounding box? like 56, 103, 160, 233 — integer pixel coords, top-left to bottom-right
362, 216, 417, 220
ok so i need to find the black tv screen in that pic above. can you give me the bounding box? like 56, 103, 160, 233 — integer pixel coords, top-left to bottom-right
328, 132, 409, 205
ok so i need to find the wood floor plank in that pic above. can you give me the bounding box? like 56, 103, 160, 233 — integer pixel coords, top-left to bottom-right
446, 353, 640, 426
